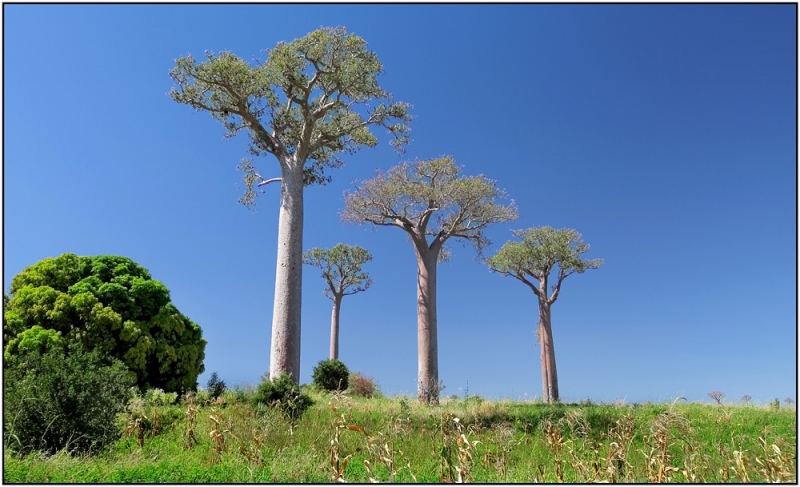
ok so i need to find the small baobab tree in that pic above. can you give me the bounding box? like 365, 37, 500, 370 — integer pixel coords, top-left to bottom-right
708, 391, 725, 405
343, 156, 518, 404
170, 27, 411, 382
487, 227, 602, 403
303, 244, 373, 360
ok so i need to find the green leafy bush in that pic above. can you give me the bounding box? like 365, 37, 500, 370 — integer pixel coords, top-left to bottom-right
348, 372, 378, 398
253, 374, 313, 421
312, 359, 349, 391
3, 344, 135, 455
4, 253, 206, 394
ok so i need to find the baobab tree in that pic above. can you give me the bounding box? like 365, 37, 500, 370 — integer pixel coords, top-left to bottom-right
303, 244, 373, 360
487, 227, 602, 403
170, 27, 411, 382
343, 156, 518, 404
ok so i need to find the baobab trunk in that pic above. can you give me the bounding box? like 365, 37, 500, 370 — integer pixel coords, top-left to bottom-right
330, 294, 342, 360
415, 244, 440, 405
538, 301, 559, 403
269, 164, 304, 383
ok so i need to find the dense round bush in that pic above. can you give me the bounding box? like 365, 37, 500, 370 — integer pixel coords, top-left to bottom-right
4, 253, 206, 394
254, 374, 313, 421
3, 344, 135, 455
312, 359, 350, 391
347, 372, 378, 398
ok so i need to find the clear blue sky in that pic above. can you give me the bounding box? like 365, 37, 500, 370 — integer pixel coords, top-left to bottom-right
4, 4, 796, 404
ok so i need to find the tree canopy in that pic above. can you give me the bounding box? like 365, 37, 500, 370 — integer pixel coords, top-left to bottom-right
303, 244, 373, 300
487, 226, 603, 304
170, 26, 412, 205
343, 156, 518, 259
4, 253, 206, 394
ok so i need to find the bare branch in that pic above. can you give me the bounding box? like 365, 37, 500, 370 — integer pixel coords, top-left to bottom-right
257, 177, 282, 187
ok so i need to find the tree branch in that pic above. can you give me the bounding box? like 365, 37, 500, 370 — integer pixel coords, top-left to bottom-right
257, 177, 282, 187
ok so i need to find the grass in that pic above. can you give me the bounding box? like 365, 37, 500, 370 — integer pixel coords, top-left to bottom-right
4, 390, 796, 483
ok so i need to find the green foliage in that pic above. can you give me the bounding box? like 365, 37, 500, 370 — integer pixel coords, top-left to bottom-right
4, 253, 206, 394
169, 26, 412, 206
487, 227, 603, 298
4, 325, 65, 364
144, 388, 179, 407
303, 244, 373, 299
312, 359, 350, 391
206, 372, 227, 401
3, 344, 135, 455
347, 372, 378, 398
343, 156, 518, 257
254, 374, 314, 421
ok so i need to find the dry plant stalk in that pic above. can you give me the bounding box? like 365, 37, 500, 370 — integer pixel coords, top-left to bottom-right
641, 406, 691, 482
438, 413, 480, 483
541, 419, 565, 482
209, 409, 227, 464
184, 391, 199, 450
328, 402, 357, 482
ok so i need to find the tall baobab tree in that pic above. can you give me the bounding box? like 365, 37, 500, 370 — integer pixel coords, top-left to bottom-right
170, 27, 411, 382
487, 227, 602, 403
343, 156, 517, 404
303, 244, 373, 360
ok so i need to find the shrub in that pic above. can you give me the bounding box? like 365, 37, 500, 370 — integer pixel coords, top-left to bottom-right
224, 384, 256, 405
347, 372, 377, 398
143, 388, 178, 407
206, 372, 227, 401
3, 344, 135, 455
253, 374, 313, 421
312, 359, 349, 391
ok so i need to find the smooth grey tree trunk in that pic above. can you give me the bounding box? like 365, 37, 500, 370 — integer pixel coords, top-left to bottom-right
269, 164, 304, 383
538, 301, 559, 403
414, 244, 440, 405
330, 294, 342, 360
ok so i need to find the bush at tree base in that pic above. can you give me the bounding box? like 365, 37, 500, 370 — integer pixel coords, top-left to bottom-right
3, 343, 135, 455
253, 374, 313, 421
312, 359, 350, 391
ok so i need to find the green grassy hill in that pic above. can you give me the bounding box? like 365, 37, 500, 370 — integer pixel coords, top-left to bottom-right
4, 389, 796, 483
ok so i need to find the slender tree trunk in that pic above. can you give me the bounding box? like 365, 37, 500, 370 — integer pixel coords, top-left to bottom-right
414, 244, 439, 405
539, 320, 551, 403
330, 294, 342, 360
538, 300, 559, 403
269, 164, 304, 383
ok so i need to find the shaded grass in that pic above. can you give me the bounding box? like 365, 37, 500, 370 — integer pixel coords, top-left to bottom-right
4, 391, 796, 483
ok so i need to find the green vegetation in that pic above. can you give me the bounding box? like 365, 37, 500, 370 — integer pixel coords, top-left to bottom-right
253, 374, 314, 422
4, 253, 206, 394
4, 391, 795, 483
312, 359, 350, 392
3, 344, 135, 455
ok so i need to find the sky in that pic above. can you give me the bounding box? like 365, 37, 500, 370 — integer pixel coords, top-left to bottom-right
3, 4, 796, 404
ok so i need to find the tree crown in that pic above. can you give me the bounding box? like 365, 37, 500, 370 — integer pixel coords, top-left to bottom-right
4, 253, 206, 393
303, 243, 373, 299
487, 226, 602, 300
169, 26, 412, 205
342, 156, 518, 258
